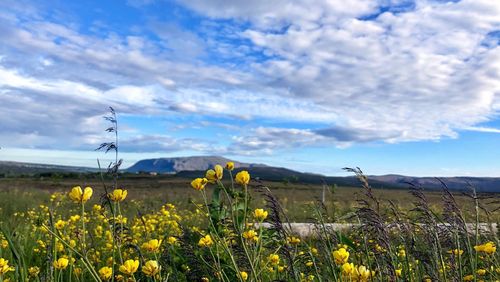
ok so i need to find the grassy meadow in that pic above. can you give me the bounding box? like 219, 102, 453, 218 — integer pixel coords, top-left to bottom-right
0, 168, 498, 282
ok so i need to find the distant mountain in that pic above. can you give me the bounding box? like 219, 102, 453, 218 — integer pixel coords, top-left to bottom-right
126, 156, 267, 174
0, 161, 98, 174
369, 174, 500, 192
127, 156, 500, 192
1, 157, 499, 192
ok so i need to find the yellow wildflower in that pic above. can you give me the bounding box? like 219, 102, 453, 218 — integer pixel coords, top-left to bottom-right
69, 215, 80, 222
395, 268, 402, 277
240, 271, 248, 281
99, 266, 113, 280
476, 269, 486, 276
54, 219, 66, 230
28, 266, 40, 277
448, 249, 464, 256
235, 171, 250, 185
53, 257, 69, 270
167, 236, 177, 245
311, 247, 318, 255
205, 169, 217, 183
214, 165, 223, 179
68, 186, 93, 203
73, 267, 82, 276
198, 234, 213, 247
287, 236, 301, 245
226, 162, 235, 171
254, 208, 268, 221
142, 260, 160, 277
119, 259, 139, 275
191, 178, 208, 191
342, 262, 354, 276
332, 248, 349, 265
269, 254, 280, 265
355, 265, 372, 280
474, 241, 496, 254
142, 239, 161, 253
242, 230, 259, 242
463, 274, 474, 281
109, 189, 128, 202
398, 249, 406, 258
0, 258, 14, 275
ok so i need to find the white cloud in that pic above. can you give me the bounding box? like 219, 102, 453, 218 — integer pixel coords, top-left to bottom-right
179, 0, 500, 143
463, 126, 500, 134
0, 0, 499, 157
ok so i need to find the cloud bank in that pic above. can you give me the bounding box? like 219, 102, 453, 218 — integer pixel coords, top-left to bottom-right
0, 0, 499, 155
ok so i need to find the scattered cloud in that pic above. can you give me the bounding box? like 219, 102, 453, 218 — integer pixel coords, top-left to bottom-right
463, 126, 500, 134
0, 0, 499, 158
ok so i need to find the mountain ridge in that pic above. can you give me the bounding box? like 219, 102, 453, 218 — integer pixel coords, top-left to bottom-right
0, 157, 499, 192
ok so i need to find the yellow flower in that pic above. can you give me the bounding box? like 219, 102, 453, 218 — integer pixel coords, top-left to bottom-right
395, 268, 402, 277
398, 249, 406, 258
191, 178, 208, 191
68, 186, 93, 203
342, 262, 354, 276
254, 208, 268, 221
332, 248, 349, 265
240, 271, 248, 281
235, 171, 250, 185
287, 236, 301, 245
28, 266, 40, 277
242, 230, 259, 242
214, 165, 223, 179
305, 261, 313, 267
98, 266, 112, 280
142, 239, 161, 253
268, 254, 280, 266
355, 265, 372, 280
205, 169, 217, 183
142, 260, 160, 277
53, 257, 69, 270
448, 249, 464, 256
198, 234, 213, 247
476, 269, 486, 276
69, 215, 80, 222
73, 267, 82, 276
226, 162, 235, 171
119, 259, 139, 275
167, 236, 177, 245
478, 242, 496, 254
463, 274, 474, 281
109, 189, 128, 202
0, 258, 14, 275
54, 219, 66, 230
1, 240, 8, 249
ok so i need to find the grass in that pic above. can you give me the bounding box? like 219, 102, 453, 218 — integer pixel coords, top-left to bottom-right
0, 171, 498, 281
0, 109, 497, 281
0, 175, 497, 223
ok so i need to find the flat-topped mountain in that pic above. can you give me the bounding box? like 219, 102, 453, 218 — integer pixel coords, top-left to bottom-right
125, 156, 266, 174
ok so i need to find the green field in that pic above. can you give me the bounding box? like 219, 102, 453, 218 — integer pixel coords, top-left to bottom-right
1, 174, 497, 223
0, 172, 498, 282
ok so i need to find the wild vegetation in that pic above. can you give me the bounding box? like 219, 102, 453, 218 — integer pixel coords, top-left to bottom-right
0, 163, 498, 281
0, 109, 498, 281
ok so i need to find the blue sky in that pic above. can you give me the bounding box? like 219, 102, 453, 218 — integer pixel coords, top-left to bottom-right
0, 0, 499, 176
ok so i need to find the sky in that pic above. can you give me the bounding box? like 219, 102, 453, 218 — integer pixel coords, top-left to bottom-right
0, 0, 499, 177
